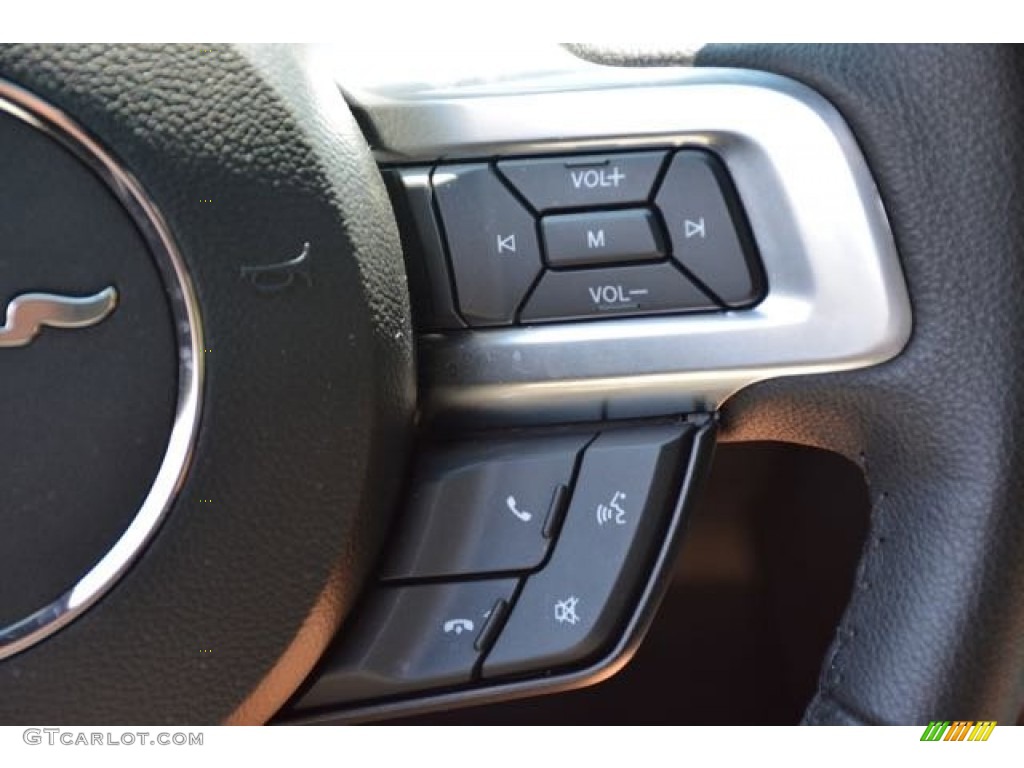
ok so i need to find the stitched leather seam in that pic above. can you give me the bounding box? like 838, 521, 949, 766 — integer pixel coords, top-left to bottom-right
823, 450, 885, 698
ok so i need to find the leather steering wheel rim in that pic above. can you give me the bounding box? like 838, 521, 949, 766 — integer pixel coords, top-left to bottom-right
4, 42, 1023, 727
0, 44, 413, 723
694, 43, 1024, 725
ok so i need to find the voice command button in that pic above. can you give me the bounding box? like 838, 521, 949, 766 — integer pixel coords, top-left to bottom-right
482, 425, 693, 678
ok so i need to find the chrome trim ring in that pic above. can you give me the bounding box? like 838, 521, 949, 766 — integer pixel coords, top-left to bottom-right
344, 67, 911, 426
0, 81, 203, 659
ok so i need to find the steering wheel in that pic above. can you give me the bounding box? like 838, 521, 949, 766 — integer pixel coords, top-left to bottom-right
0, 43, 1020, 726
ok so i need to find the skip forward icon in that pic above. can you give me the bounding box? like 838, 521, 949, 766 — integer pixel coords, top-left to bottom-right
684, 217, 706, 239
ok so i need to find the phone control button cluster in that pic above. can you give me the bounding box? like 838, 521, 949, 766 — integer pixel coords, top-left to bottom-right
292, 423, 696, 711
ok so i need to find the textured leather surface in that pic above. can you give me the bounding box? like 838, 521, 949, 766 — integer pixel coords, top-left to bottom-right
0, 45, 414, 723
689, 45, 1024, 725
565, 44, 699, 68
574, 43, 1024, 726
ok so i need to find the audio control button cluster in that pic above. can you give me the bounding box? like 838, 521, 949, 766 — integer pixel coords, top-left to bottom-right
388, 149, 765, 330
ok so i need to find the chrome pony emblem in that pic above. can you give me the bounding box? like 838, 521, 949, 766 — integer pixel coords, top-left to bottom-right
0, 287, 118, 348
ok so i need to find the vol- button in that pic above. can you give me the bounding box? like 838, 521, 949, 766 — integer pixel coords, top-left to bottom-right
520, 263, 718, 323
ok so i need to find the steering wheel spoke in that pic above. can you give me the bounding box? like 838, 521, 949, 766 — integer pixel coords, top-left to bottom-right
5, 43, 1018, 727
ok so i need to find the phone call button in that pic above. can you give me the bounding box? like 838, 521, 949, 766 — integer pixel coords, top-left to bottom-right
382, 434, 592, 580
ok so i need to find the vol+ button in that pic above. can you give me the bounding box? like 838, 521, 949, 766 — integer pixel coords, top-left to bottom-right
499, 151, 667, 211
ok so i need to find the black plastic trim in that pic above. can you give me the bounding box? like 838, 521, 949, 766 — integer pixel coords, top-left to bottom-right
279, 413, 716, 724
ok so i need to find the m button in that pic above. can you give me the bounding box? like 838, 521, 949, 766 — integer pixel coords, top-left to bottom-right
542, 209, 665, 268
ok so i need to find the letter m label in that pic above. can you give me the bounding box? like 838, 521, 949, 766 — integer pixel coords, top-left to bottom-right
921, 721, 950, 741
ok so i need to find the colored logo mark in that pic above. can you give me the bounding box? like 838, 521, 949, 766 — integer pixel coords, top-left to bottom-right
920, 720, 996, 742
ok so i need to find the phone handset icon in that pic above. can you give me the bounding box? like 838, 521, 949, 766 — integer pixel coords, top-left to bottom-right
506, 495, 532, 523
443, 618, 474, 635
